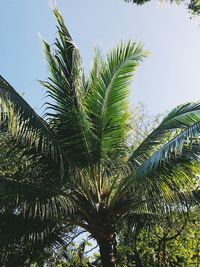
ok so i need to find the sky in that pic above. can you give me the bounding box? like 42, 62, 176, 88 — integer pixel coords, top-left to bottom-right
0, 0, 200, 116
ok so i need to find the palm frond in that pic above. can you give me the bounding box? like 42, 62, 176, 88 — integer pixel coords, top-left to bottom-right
40, 7, 91, 166
119, 142, 200, 205
112, 132, 200, 210
0, 176, 76, 219
0, 213, 66, 264
0, 76, 63, 174
86, 48, 104, 91
129, 102, 200, 167
133, 124, 200, 181
85, 41, 147, 164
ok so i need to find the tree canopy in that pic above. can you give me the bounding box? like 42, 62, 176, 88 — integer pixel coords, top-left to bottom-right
124, 0, 200, 16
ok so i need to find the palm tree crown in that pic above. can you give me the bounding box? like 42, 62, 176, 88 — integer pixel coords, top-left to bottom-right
0, 7, 200, 266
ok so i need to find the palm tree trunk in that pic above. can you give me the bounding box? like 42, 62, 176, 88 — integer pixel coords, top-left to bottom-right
98, 237, 116, 267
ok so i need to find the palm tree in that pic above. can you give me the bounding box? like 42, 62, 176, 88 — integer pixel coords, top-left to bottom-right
0, 7, 200, 266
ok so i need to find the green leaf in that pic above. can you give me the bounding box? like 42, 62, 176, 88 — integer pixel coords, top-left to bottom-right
40, 7, 92, 166
0, 76, 63, 174
85, 41, 147, 164
129, 102, 200, 168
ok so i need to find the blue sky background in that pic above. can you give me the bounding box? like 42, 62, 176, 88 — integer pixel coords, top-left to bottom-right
0, 0, 200, 116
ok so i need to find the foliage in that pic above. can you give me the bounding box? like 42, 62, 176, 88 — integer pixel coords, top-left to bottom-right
129, 102, 163, 149
33, 240, 101, 267
117, 206, 200, 266
123, 0, 200, 16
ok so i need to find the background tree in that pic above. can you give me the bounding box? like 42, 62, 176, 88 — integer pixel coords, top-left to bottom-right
117, 206, 200, 266
123, 0, 200, 16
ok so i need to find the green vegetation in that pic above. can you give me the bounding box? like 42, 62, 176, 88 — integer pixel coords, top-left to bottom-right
0, 6, 199, 267
124, 0, 200, 16
117, 207, 200, 266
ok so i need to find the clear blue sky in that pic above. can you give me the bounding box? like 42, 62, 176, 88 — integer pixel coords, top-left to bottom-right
1, 0, 200, 115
